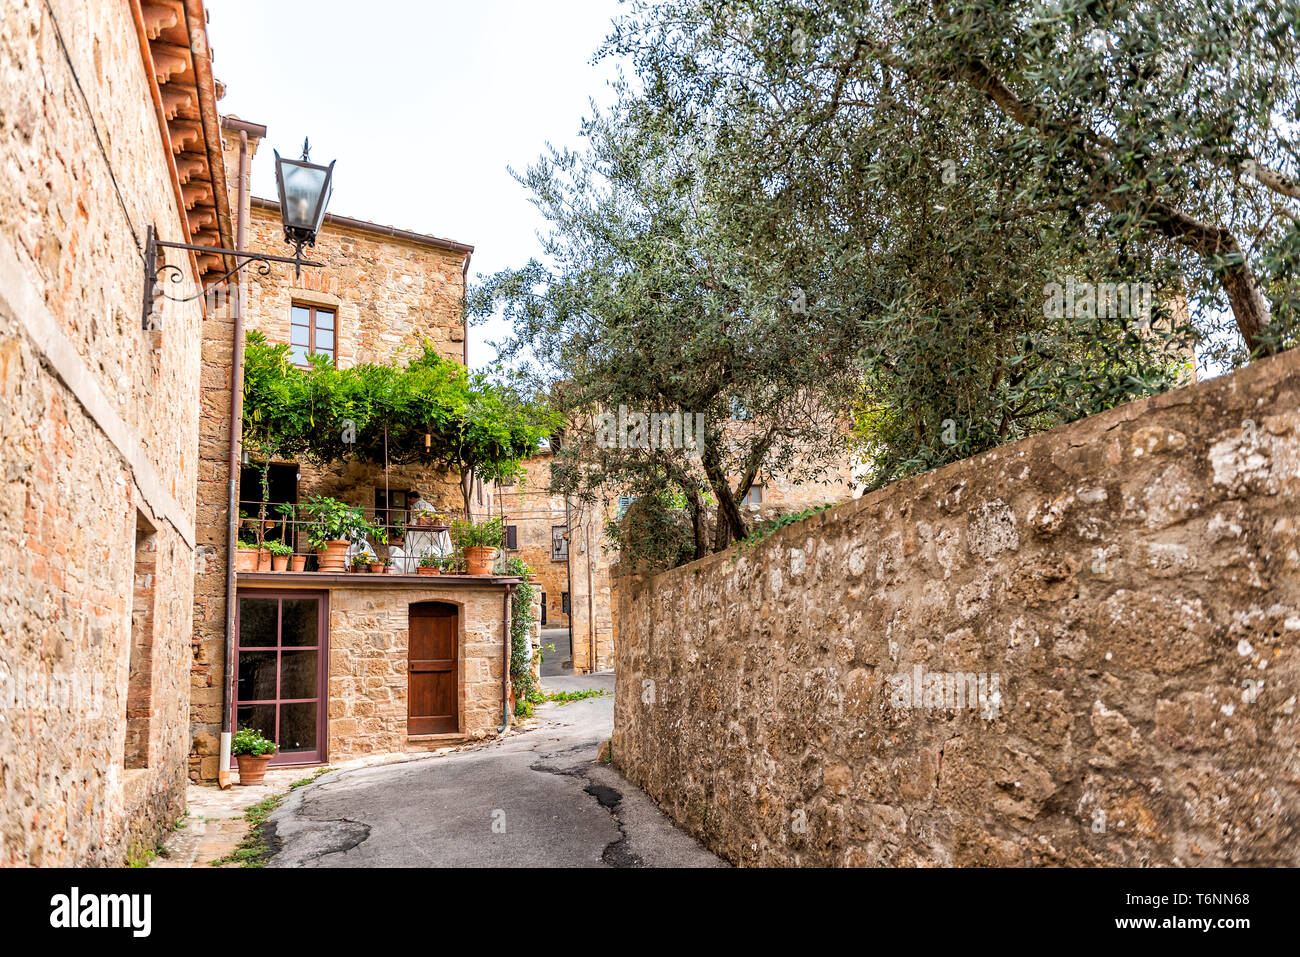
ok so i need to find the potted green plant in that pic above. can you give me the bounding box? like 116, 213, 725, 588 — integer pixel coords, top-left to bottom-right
417, 554, 438, 576
266, 539, 293, 571
231, 726, 277, 785
276, 502, 309, 570
380, 555, 394, 575
451, 517, 504, 575
368, 520, 388, 573
235, 534, 259, 572
350, 553, 371, 574
301, 496, 367, 573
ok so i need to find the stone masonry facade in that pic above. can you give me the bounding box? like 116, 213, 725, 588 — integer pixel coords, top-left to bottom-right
325, 582, 510, 757
0, 0, 220, 864
189, 124, 479, 783
613, 347, 1300, 867
499, 453, 572, 628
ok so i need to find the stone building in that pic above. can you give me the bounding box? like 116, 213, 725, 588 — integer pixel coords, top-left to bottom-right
501, 441, 865, 675
0, 0, 232, 864
188, 117, 530, 785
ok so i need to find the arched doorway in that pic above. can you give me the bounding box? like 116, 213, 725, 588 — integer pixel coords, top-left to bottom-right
408, 602, 458, 734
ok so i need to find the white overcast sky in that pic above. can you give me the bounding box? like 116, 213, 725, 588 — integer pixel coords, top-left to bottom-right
206, 0, 626, 369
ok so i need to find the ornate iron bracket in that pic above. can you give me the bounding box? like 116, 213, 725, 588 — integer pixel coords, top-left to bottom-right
142, 225, 324, 329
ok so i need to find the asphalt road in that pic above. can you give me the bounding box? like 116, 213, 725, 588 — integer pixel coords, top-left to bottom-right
266, 672, 725, 867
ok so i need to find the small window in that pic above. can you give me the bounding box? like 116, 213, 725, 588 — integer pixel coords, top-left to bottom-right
290, 304, 336, 366
375, 489, 410, 537
504, 525, 518, 550
742, 484, 763, 506
561, 591, 570, 615
125, 513, 157, 769
616, 495, 636, 519
551, 525, 568, 561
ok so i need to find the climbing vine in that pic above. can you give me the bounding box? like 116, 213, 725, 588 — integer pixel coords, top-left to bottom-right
505, 556, 542, 714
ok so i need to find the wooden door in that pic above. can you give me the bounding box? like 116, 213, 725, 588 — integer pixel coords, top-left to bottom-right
408, 602, 458, 734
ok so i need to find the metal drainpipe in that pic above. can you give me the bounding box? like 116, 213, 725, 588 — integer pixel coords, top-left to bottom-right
586, 511, 597, 672
564, 496, 575, 668
218, 129, 249, 788
498, 584, 512, 732
461, 251, 472, 366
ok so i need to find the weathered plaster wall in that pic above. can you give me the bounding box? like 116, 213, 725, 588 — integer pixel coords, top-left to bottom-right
0, 0, 204, 864
614, 348, 1300, 867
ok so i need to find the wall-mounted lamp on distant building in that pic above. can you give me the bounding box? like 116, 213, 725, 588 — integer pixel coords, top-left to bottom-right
142, 138, 334, 327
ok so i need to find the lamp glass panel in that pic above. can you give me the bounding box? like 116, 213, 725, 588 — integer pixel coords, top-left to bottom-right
281, 162, 328, 230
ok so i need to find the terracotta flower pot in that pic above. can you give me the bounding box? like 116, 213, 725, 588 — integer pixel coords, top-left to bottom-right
464, 546, 496, 575
316, 540, 350, 573
235, 753, 272, 786
235, 548, 258, 572
256, 547, 272, 572
290, 555, 308, 572
369, 562, 385, 574
417, 566, 437, 576
271, 555, 289, 571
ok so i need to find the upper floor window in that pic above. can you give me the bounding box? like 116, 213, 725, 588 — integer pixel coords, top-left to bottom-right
290, 304, 335, 366
742, 483, 763, 506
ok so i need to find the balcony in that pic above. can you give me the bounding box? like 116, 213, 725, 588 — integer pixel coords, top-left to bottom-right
234, 500, 519, 583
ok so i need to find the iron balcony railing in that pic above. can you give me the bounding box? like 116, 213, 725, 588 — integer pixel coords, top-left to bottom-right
236, 501, 498, 574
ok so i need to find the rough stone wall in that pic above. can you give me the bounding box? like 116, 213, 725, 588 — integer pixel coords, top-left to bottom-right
188, 126, 261, 783
570, 497, 617, 673
498, 454, 570, 627
751, 455, 862, 515
613, 348, 1300, 867
189, 134, 476, 781
0, 0, 203, 864
325, 582, 509, 758
243, 203, 468, 367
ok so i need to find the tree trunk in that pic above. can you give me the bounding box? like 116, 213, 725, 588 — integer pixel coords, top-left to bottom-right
1215, 255, 1271, 355
460, 470, 474, 521
701, 441, 747, 550
685, 485, 708, 560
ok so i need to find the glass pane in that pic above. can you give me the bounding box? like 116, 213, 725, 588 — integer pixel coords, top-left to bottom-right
236, 704, 276, 742
238, 598, 277, 648
278, 702, 317, 753
237, 651, 278, 701
314, 310, 335, 329
314, 328, 334, 350
282, 163, 328, 228
289, 345, 308, 365
281, 599, 318, 647
280, 650, 319, 699
291, 324, 309, 346
291, 305, 311, 326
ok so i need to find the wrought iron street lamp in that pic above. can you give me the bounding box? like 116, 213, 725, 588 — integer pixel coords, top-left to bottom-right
274, 138, 335, 259
142, 138, 334, 327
